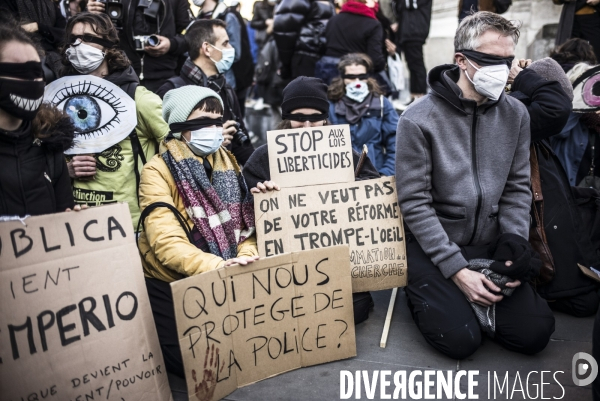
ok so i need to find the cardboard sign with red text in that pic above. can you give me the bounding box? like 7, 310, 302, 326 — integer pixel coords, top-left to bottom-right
254, 177, 407, 292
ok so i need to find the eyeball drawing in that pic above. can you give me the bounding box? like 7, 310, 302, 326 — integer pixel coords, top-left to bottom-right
572, 65, 600, 113
44, 75, 137, 155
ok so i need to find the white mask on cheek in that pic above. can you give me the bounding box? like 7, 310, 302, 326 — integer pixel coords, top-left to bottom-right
464, 58, 510, 101
66, 41, 106, 74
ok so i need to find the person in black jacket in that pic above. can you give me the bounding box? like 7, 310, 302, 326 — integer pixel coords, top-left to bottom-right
509, 57, 600, 317
250, 0, 276, 51
395, 0, 432, 100
0, 1, 67, 82
273, 0, 335, 79
554, 0, 600, 61
316, 0, 385, 85
0, 23, 75, 217
87, 0, 192, 93
243, 76, 378, 325
157, 20, 255, 166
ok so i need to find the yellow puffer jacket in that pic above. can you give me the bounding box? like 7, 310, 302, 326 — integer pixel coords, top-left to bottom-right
138, 150, 258, 282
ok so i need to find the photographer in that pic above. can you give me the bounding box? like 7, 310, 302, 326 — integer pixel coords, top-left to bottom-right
157, 20, 254, 165
87, 0, 192, 93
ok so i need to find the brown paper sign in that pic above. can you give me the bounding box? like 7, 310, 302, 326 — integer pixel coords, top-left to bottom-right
254, 177, 407, 292
171, 246, 356, 401
0, 203, 172, 401
266, 124, 354, 188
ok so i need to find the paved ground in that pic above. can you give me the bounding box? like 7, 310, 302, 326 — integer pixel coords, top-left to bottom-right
169, 288, 595, 401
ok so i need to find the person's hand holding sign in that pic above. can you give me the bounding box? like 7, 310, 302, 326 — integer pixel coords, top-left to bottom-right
250, 180, 280, 194
223, 255, 260, 267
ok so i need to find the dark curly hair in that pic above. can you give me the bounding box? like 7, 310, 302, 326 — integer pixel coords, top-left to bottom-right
61, 12, 131, 76
327, 53, 383, 102
550, 38, 597, 70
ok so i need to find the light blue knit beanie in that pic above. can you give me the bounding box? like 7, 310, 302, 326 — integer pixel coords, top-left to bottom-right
162, 86, 224, 138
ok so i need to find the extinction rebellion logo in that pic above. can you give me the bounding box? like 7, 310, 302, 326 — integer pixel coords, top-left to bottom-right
339, 353, 598, 400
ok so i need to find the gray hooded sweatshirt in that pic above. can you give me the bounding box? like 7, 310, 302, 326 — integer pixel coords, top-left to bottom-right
395, 64, 531, 279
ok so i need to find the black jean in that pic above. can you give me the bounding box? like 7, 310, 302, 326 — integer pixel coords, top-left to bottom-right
550, 290, 600, 318
405, 237, 555, 359
146, 277, 186, 379
572, 13, 600, 63
593, 304, 600, 401
402, 41, 427, 95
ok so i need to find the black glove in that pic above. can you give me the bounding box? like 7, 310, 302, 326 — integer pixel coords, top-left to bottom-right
487, 233, 540, 281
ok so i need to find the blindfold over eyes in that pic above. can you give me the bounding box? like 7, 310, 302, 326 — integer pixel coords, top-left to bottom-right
457, 49, 514, 68
282, 112, 328, 122
341, 73, 370, 80
69, 34, 117, 49
0, 61, 43, 80
169, 117, 223, 134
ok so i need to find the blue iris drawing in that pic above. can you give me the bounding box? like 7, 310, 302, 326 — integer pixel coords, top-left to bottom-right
64, 95, 101, 133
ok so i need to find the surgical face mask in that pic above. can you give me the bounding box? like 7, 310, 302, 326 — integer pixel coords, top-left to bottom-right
192, 0, 205, 6
66, 41, 106, 74
209, 44, 235, 74
345, 80, 370, 103
464, 58, 509, 101
184, 126, 224, 156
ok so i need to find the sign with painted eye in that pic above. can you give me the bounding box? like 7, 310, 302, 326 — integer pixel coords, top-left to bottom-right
44, 75, 137, 155
572, 65, 600, 113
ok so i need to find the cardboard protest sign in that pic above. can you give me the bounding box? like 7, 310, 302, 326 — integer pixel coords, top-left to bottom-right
171, 246, 356, 401
266, 124, 354, 187
0, 203, 172, 401
44, 75, 137, 155
254, 177, 407, 292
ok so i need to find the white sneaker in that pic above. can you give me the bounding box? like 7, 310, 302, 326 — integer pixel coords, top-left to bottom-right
254, 97, 265, 111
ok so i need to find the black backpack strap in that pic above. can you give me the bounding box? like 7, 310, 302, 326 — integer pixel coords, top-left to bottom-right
122, 82, 148, 204
166, 76, 187, 90
137, 202, 195, 252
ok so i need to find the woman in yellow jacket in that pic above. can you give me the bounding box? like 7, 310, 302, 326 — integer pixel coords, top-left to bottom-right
138, 86, 258, 379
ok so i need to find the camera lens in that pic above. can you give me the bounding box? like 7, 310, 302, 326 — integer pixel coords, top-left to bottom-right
147, 35, 159, 47
232, 130, 249, 146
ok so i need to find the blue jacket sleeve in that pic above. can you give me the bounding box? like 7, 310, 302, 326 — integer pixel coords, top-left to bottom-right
380, 97, 399, 176
226, 13, 242, 62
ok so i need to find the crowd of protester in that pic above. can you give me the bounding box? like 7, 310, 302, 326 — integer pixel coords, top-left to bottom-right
1, 0, 600, 399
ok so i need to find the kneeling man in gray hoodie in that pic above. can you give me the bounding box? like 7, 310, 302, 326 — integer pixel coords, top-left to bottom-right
395, 11, 555, 359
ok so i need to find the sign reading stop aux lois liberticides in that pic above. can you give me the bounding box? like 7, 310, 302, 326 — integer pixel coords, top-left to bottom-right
171, 246, 356, 401
0, 203, 172, 401
266, 124, 354, 188
254, 177, 407, 293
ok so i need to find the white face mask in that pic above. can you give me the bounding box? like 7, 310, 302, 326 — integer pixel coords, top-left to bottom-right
209, 44, 235, 74
184, 126, 224, 156
192, 0, 205, 6
345, 80, 370, 103
66, 41, 106, 74
464, 58, 509, 101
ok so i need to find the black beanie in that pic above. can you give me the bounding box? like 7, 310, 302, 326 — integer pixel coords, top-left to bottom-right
281, 76, 330, 117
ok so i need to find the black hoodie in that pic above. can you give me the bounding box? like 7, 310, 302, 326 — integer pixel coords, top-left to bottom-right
0, 105, 75, 217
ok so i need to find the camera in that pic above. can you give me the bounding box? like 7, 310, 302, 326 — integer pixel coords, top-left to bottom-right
134, 35, 161, 52
231, 122, 249, 146
101, 0, 124, 22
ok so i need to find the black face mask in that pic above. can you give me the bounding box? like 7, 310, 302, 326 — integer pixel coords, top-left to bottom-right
457, 49, 514, 69
281, 112, 328, 122
341, 73, 370, 80
169, 117, 223, 134
0, 61, 45, 120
